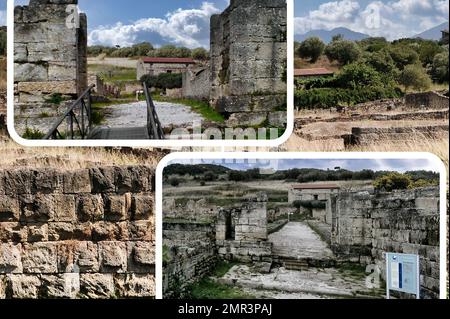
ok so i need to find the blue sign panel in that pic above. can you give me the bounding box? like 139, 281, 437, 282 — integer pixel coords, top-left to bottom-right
386, 253, 420, 298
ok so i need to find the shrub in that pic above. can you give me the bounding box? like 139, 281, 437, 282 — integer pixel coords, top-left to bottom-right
297, 37, 325, 63
325, 39, 361, 65
399, 64, 432, 92
364, 50, 398, 75
373, 173, 412, 192
141, 73, 182, 89
388, 45, 420, 70
191, 47, 209, 60
335, 63, 383, 89
431, 50, 449, 83
169, 177, 180, 187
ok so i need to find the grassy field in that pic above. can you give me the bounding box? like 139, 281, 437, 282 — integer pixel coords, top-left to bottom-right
88, 64, 137, 83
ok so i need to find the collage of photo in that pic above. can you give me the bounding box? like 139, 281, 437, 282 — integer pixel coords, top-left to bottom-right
0, 0, 448, 302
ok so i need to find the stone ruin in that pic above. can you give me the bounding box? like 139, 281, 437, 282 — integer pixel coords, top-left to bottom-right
184, 0, 287, 128
14, 0, 88, 135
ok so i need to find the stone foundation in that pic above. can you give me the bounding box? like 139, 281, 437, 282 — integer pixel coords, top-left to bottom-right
0, 166, 155, 299
405, 91, 449, 109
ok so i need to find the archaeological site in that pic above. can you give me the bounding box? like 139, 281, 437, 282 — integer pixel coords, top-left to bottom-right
13, 0, 287, 141
162, 161, 443, 299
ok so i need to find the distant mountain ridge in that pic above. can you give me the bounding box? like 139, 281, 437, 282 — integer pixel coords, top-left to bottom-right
295, 27, 370, 43
414, 21, 449, 40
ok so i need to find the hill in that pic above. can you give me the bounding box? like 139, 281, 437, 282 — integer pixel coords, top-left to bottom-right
295, 27, 370, 43
414, 21, 449, 40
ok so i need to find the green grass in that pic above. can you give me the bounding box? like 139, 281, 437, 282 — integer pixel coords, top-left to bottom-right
22, 127, 45, 139
88, 64, 137, 82
189, 278, 255, 299
153, 95, 225, 123
212, 260, 239, 278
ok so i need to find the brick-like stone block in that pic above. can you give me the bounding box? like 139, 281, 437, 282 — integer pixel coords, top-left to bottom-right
76, 194, 104, 222
116, 167, 151, 193
0, 243, 23, 273
0, 223, 28, 242
27, 224, 48, 242
76, 242, 100, 273
48, 222, 91, 242
54, 194, 76, 222
132, 195, 153, 220
40, 274, 80, 299
128, 221, 153, 241
79, 274, 115, 299
3, 170, 34, 195
0, 196, 20, 222
34, 169, 63, 193
99, 242, 127, 272
114, 274, 155, 298
92, 222, 120, 241
104, 194, 130, 221
90, 168, 115, 193
127, 242, 155, 273
63, 169, 91, 194
7, 274, 41, 299
22, 243, 58, 274
20, 194, 55, 222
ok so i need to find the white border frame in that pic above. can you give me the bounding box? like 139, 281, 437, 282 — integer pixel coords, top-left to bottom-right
155, 152, 448, 299
6, 0, 295, 148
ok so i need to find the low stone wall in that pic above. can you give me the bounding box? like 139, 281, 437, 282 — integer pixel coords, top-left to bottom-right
163, 198, 218, 222
163, 222, 216, 298
0, 166, 155, 299
332, 187, 440, 299
182, 68, 210, 100
405, 91, 449, 109
345, 125, 449, 147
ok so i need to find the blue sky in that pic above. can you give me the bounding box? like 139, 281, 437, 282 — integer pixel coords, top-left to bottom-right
11, 0, 230, 47
170, 158, 440, 173
295, 0, 449, 40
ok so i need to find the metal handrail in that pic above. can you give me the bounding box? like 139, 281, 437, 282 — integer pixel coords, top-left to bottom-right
143, 82, 165, 140
44, 85, 95, 140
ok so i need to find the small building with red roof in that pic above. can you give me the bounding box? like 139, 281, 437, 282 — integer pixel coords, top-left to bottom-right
136, 57, 196, 80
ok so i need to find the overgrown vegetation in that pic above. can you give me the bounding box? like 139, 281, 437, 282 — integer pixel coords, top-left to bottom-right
295, 34, 449, 109
141, 73, 183, 90
22, 127, 45, 139
373, 172, 439, 192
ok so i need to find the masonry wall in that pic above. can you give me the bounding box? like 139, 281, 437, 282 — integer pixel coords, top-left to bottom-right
210, 0, 287, 127
405, 91, 449, 109
332, 187, 440, 299
182, 67, 211, 100
0, 166, 155, 299
14, 0, 88, 135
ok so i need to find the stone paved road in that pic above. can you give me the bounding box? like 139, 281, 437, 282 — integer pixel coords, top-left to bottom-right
269, 222, 334, 260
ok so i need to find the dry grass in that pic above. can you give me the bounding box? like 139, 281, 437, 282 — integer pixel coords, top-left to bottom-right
0, 139, 164, 170
294, 56, 341, 73
0, 57, 6, 92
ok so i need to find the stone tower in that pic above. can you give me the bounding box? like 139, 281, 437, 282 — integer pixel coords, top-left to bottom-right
14, 0, 88, 135
210, 0, 287, 127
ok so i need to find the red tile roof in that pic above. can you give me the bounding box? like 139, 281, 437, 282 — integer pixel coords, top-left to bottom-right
292, 184, 340, 190
294, 68, 334, 77
141, 57, 196, 64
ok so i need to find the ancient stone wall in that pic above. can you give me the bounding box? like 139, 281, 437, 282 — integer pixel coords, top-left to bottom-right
405, 91, 449, 109
0, 166, 155, 299
163, 222, 216, 298
163, 198, 218, 222
182, 67, 211, 100
332, 187, 440, 299
210, 0, 287, 127
14, 0, 88, 135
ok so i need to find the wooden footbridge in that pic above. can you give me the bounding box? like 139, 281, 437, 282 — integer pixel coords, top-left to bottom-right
44, 83, 165, 140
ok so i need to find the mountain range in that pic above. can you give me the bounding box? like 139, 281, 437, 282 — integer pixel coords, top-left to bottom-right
414, 21, 449, 41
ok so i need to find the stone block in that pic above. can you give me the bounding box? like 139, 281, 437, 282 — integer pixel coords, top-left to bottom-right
76, 242, 99, 273
17, 81, 78, 95
20, 194, 55, 222
63, 169, 91, 194
227, 112, 267, 127
40, 274, 80, 299
104, 194, 130, 221
54, 194, 77, 222
3, 170, 34, 195
116, 166, 151, 193
128, 221, 153, 241
76, 194, 104, 222
114, 274, 155, 298
34, 169, 63, 193
90, 167, 116, 193
0, 197, 20, 222
0, 243, 23, 274
79, 274, 115, 299
22, 243, 58, 274
7, 274, 41, 299
92, 222, 120, 241
128, 242, 155, 272
132, 195, 153, 220
0, 223, 27, 242
27, 224, 49, 242
99, 242, 127, 272
15, 63, 48, 82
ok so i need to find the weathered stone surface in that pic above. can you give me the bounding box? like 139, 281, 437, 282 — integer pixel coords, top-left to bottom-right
20, 194, 55, 222
0, 275, 6, 299
129, 221, 153, 241
0, 197, 20, 222
79, 274, 115, 299
116, 167, 151, 193
76, 195, 104, 222
8, 274, 41, 299
76, 242, 100, 273
63, 170, 91, 194
40, 274, 80, 299
92, 222, 120, 241
54, 195, 76, 222
90, 168, 116, 193
127, 242, 155, 272
34, 169, 63, 193
132, 195, 153, 220
27, 224, 48, 242
104, 194, 130, 221
227, 112, 267, 127
0, 244, 23, 273
3, 170, 34, 195
15, 63, 48, 82
99, 242, 127, 272
114, 274, 155, 298
1, 223, 28, 242
22, 243, 58, 274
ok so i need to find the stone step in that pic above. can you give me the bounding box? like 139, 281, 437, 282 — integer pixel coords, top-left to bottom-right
278, 257, 336, 269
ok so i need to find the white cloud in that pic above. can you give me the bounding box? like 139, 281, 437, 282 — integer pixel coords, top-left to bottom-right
0, 10, 6, 26
88, 2, 221, 48
295, 0, 449, 40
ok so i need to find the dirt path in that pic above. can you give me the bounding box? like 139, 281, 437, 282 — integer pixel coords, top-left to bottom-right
269, 222, 334, 260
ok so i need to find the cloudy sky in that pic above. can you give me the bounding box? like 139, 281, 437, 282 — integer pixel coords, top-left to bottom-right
0, 1, 5, 26
170, 158, 441, 173
295, 0, 449, 40
12, 0, 229, 48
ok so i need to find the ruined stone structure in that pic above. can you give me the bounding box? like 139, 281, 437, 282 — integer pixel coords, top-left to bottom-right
208, 0, 287, 127
14, 0, 88, 134
405, 91, 449, 109
136, 57, 196, 80
182, 67, 211, 101
0, 166, 155, 299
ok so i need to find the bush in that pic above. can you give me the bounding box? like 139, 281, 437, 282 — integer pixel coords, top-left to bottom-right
297, 37, 325, 63
388, 45, 420, 70
373, 173, 412, 192
335, 63, 383, 89
325, 39, 361, 65
203, 171, 218, 182
191, 47, 209, 60
364, 50, 398, 75
399, 64, 432, 92
431, 50, 449, 83
141, 73, 182, 90
169, 177, 180, 187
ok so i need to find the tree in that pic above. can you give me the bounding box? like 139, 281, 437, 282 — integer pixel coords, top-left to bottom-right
169, 177, 180, 187
399, 64, 432, 92
431, 50, 449, 83
388, 45, 420, 70
191, 47, 209, 60
297, 37, 325, 63
325, 39, 361, 65
373, 173, 412, 192
364, 50, 397, 75
132, 42, 154, 56
336, 63, 383, 89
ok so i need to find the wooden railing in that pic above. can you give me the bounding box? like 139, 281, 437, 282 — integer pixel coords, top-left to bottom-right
44, 85, 95, 140
143, 82, 165, 140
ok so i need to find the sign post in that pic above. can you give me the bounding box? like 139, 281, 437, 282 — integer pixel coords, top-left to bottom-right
386, 253, 420, 299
